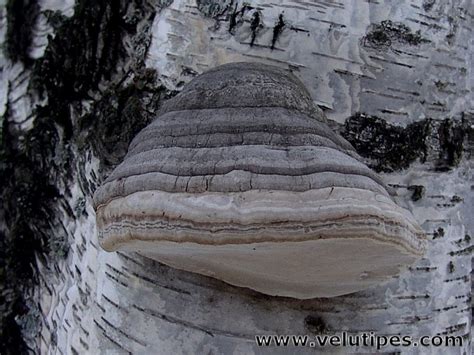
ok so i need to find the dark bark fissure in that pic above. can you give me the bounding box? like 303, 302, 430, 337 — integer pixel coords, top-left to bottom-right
5, 0, 40, 65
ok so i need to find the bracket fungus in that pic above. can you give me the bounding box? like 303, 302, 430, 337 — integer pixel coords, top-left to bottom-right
93, 62, 426, 299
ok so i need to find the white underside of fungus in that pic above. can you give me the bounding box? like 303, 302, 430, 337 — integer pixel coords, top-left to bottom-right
94, 62, 426, 299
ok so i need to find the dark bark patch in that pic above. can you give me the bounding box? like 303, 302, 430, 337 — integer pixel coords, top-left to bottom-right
1, 0, 158, 351
33, 1, 128, 106
407, 185, 425, 202
423, 0, 436, 11
304, 315, 327, 334
435, 118, 467, 171
79, 68, 167, 171
43, 9, 68, 30
197, 0, 232, 18
362, 20, 429, 50
447, 261, 455, 273
342, 113, 430, 172
343, 113, 468, 172
433, 227, 445, 239
0, 112, 69, 353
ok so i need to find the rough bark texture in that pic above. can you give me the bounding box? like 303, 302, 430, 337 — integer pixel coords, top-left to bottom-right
0, 0, 472, 354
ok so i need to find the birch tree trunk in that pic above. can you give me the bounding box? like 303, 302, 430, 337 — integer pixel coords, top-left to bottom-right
0, 0, 472, 354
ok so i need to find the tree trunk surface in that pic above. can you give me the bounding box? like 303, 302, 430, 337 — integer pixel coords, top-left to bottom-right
0, 0, 472, 354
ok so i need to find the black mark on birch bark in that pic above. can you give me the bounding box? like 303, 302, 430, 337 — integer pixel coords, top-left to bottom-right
271, 14, 285, 50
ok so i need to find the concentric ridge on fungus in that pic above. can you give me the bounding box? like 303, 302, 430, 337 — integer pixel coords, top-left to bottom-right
93, 62, 426, 299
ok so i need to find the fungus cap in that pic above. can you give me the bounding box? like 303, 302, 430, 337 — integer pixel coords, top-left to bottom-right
93, 62, 426, 299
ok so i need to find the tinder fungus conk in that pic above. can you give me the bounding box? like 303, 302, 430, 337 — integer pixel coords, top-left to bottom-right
93, 62, 426, 299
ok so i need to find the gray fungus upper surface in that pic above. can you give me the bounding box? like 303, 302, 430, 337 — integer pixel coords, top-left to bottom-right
158, 62, 326, 121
